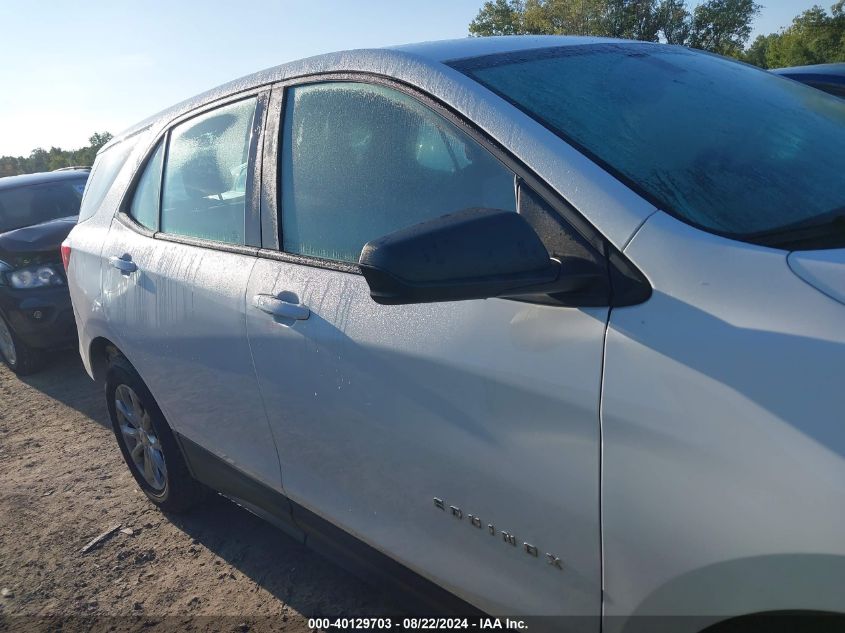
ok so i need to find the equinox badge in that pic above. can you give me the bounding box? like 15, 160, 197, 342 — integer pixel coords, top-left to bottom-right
433, 497, 563, 570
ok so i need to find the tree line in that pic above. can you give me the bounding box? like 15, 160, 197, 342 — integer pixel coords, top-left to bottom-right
469, 0, 845, 67
3, 2, 842, 177
0, 132, 113, 178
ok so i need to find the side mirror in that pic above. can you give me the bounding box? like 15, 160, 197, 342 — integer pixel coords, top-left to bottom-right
359, 208, 593, 305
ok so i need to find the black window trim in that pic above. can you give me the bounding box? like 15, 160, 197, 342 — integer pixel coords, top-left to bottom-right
262, 71, 649, 306
265, 72, 607, 259
114, 71, 650, 306
116, 87, 270, 253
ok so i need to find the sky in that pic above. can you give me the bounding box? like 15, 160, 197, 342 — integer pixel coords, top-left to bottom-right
0, 0, 824, 156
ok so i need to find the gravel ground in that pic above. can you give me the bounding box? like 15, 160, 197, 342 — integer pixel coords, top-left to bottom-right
0, 351, 401, 632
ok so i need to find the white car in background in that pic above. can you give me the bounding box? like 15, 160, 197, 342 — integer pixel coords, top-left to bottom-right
63, 36, 845, 632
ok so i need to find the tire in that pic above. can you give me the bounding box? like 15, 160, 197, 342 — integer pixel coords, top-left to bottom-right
0, 313, 44, 376
106, 354, 208, 513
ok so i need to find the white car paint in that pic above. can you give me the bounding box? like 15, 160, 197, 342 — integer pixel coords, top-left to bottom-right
64, 37, 845, 631
788, 248, 845, 305
100, 220, 280, 490
603, 211, 845, 631
246, 256, 605, 617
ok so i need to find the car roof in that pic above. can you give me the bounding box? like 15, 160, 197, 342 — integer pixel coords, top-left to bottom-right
102, 35, 639, 152
389, 35, 625, 61
771, 63, 845, 77
0, 169, 90, 192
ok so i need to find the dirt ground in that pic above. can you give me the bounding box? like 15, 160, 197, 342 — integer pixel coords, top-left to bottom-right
0, 351, 402, 632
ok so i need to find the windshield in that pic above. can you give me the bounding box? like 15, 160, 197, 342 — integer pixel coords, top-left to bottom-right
451, 43, 845, 248
0, 178, 86, 234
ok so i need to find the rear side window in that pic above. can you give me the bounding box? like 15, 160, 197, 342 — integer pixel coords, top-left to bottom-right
160, 98, 256, 244
0, 179, 86, 233
78, 139, 136, 223
129, 141, 164, 231
280, 82, 516, 263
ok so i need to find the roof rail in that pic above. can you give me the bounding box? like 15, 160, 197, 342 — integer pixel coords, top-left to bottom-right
52, 166, 91, 172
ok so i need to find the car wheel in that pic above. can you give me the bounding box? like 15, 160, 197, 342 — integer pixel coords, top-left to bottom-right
0, 313, 43, 375
106, 355, 209, 512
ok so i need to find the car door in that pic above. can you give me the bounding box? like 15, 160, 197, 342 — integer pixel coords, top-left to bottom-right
102, 93, 283, 492
246, 79, 607, 620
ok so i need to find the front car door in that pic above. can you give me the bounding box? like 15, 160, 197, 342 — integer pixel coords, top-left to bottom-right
246, 78, 610, 620
102, 92, 282, 491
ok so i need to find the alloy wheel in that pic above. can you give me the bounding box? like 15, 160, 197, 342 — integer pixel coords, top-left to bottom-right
114, 384, 167, 491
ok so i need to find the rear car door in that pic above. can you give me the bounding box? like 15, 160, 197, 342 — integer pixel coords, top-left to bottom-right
246, 79, 608, 619
102, 92, 282, 491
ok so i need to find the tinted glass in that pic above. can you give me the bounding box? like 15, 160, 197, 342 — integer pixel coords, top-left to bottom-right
811, 83, 845, 99
161, 98, 256, 244
78, 139, 136, 223
280, 82, 516, 263
129, 141, 164, 231
0, 179, 86, 233
452, 44, 845, 243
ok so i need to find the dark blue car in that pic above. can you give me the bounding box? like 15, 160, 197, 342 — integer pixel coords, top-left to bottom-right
0, 168, 89, 374
772, 62, 845, 99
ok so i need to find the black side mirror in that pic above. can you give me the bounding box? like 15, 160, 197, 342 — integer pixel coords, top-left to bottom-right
359, 208, 583, 305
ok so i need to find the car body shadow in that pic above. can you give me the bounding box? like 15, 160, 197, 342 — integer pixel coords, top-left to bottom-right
164, 494, 405, 619
19, 349, 109, 427
15, 349, 405, 620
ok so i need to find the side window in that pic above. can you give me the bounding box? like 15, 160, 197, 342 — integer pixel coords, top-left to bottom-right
128, 141, 164, 231
160, 98, 256, 244
280, 82, 516, 263
78, 138, 137, 223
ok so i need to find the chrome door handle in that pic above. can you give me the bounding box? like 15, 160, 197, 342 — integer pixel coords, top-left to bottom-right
109, 256, 137, 274
253, 294, 310, 320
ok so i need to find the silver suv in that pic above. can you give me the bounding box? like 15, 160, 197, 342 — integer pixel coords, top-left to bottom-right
65, 37, 845, 631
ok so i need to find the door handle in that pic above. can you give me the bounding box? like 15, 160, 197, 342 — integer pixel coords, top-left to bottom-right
253, 294, 310, 320
109, 256, 138, 274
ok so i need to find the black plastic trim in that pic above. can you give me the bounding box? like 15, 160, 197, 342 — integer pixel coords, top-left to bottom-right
177, 433, 484, 616
155, 231, 260, 257
260, 86, 284, 251
115, 210, 156, 239
257, 248, 360, 275
245, 92, 269, 248
262, 71, 650, 305
177, 434, 299, 532
114, 88, 271, 251
118, 135, 166, 232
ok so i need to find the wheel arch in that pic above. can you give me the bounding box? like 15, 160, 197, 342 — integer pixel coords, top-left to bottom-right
614, 553, 845, 633
88, 336, 130, 383
701, 610, 845, 633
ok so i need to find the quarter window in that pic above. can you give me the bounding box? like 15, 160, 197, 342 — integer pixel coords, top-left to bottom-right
280, 82, 516, 263
128, 141, 164, 231
78, 138, 137, 224
160, 98, 256, 244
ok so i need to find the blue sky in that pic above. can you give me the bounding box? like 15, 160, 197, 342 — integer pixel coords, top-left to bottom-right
0, 0, 824, 155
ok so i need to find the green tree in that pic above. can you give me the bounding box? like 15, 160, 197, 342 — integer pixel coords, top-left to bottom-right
657, 0, 691, 44
688, 0, 762, 57
743, 32, 778, 67
605, 0, 662, 41
0, 132, 114, 178
758, 3, 845, 68
468, 0, 760, 55
89, 131, 114, 152
469, 0, 524, 35
28, 148, 50, 173
519, 0, 608, 36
